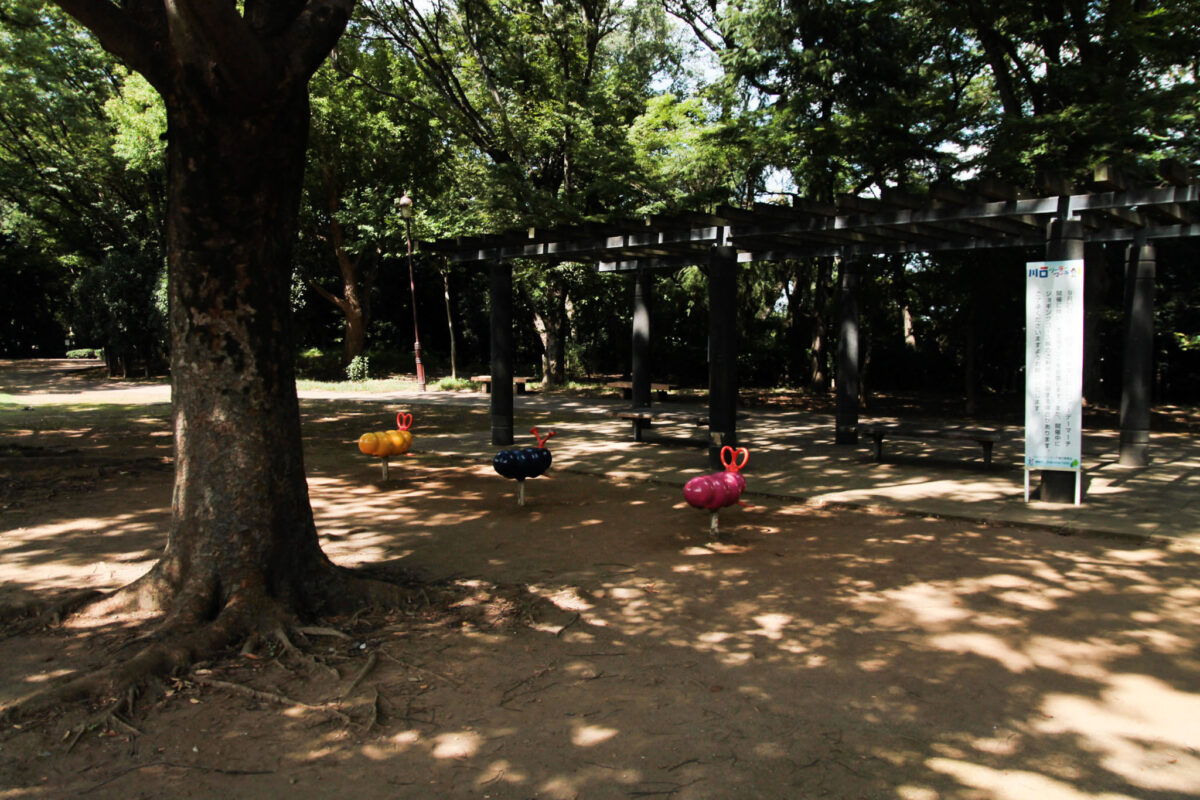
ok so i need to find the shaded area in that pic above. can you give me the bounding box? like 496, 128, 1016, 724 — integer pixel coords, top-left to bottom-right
0, 361, 1198, 798
2, 456, 1198, 799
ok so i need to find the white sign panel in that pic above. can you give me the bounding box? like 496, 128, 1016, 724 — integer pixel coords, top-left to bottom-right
1025, 260, 1084, 471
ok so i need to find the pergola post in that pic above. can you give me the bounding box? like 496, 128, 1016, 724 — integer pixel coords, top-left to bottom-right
835, 258, 862, 445
631, 267, 652, 408
489, 260, 514, 446
1120, 238, 1156, 466
1041, 218, 1085, 502
708, 246, 738, 469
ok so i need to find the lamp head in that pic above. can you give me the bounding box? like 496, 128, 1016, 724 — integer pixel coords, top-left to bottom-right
397, 193, 413, 219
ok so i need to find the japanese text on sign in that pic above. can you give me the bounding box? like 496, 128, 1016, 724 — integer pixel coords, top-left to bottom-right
1025, 260, 1084, 470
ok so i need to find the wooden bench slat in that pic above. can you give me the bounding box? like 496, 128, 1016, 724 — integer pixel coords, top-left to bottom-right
470, 375, 532, 394
859, 424, 1002, 443
606, 381, 674, 391
607, 408, 706, 443
858, 423, 1007, 467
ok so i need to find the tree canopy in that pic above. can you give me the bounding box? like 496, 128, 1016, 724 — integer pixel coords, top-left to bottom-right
3, 0, 1200, 399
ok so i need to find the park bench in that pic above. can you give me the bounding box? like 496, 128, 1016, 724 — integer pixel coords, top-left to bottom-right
609, 408, 707, 444
471, 375, 532, 394
858, 423, 1005, 467
606, 380, 675, 400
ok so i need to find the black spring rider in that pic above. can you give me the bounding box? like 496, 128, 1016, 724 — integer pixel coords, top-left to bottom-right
493, 427, 556, 506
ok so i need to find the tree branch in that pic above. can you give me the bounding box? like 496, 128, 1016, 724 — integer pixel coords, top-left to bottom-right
280, 0, 357, 84
162, 0, 274, 97
50, 0, 166, 86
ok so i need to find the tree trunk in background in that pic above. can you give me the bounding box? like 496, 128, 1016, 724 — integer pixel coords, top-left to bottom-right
442, 268, 458, 380
890, 256, 917, 350
1082, 242, 1109, 404
810, 257, 831, 392
307, 171, 373, 368
963, 322, 977, 416
531, 306, 567, 385
525, 277, 569, 386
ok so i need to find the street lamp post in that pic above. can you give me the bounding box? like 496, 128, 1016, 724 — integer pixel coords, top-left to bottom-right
398, 193, 426, 392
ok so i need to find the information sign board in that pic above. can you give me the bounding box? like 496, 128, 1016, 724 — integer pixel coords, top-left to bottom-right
1025, 260, 1084, 499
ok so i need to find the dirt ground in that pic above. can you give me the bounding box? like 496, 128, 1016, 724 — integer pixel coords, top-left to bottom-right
1, 361, 1199, 799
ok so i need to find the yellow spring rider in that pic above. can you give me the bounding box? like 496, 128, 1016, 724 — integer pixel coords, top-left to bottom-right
357, 412, 414, 479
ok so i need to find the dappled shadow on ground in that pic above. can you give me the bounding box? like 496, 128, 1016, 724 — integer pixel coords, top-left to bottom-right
298, 463, 1200, 800
0, 359, 167, 397
4, 448, 1197, 798
2, 375, 1199, 799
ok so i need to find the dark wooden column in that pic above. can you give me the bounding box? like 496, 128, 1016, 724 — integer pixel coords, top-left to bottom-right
1041, 218, 1084, 502
489, 260, 514, 446
631, 268, 652, 408
708, 246, 738, 469
1120, 238, 1156, 466
835, 258, 862, 444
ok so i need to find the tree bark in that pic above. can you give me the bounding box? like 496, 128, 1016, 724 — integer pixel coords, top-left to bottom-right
524, 273, 569, 386
146, 87, 338, 618
442, 267, 458, 380
48, 0, 363, 623
307, 161, 374, 367
810, 257, 831, 392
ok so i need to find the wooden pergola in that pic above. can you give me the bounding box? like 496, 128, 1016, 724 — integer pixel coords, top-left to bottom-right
426, 161, 1200, 499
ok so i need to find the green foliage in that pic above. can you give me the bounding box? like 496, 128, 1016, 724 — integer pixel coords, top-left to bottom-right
296, 346, 341, 379
70, 248, 167, 376
345, 355, 370, 381
1, 0, 166, 363
104, 70, 166, 173
431, 376, 475, 391
66, 348, 102, 359
931, 0, 1200, 182
1176, 333, 1200, 352
12, 0, 1200, 403
358, 0, 676, 224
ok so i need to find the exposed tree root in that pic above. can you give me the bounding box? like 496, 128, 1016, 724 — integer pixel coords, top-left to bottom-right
342, 651, 378, 698
0, 588, 105, 630
193, 677, 351, 725
0, 589, 258, 724
0, 555, 570, 727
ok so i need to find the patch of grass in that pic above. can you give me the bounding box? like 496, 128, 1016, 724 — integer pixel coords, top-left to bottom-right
429, 377, 478, 392
0, 402, 171, 425
295, 377, 420, 394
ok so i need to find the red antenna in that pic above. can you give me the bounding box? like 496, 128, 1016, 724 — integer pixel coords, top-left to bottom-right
530, 426, 557, 448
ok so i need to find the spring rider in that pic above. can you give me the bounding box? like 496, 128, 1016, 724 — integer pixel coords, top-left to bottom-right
682, 445, 748, 538
357, 412, 415, 479
493, 427, 556, 506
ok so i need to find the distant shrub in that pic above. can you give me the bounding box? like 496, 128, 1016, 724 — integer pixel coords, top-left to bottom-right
66, 348, 103, 359
431, 377, 475, 392
295, 347, 341, 380
345, 355, 370, 382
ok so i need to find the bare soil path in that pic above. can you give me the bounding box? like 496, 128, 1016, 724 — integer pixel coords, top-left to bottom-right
1, 361, 1198, 799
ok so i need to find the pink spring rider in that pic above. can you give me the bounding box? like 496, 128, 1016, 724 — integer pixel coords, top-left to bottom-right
682, 446, 748, 538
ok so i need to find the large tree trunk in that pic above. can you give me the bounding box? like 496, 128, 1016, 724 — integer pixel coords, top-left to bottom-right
3, 0, 425, 721
137, 88, 338, 620
47, 0, 381, 628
